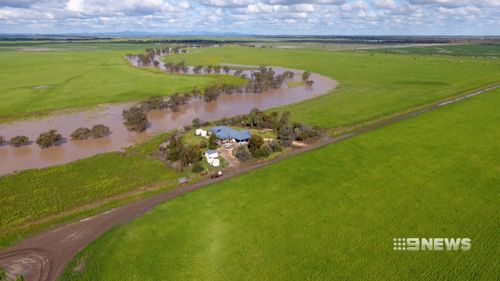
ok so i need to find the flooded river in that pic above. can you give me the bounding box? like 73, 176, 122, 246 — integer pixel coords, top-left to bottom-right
0, 61, 336, 176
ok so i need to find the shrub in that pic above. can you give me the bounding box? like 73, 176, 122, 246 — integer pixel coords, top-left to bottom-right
16, 275, 24, 281
191, 161, 204, 173
234, 145, 252, 162
269, 140, 283, 152
294, 125, 319, 141
248, 134, 264, 156
36, 130, 63, 148
10, 136, 30, 147
90, 124, 111, 138
123, 106, 149, 132
0, 135, 5, 145
71, 127, 91, 140
255, 144, 272, 158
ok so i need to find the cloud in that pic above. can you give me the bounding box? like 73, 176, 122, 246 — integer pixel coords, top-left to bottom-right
0, 0, 498, 35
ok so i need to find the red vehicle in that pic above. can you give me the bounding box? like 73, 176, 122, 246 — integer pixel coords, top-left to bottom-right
210, 171, 223, 179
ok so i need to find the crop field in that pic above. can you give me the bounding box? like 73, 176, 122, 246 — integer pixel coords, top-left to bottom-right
374, 44, 500, 58
0, 134, 177, 247
61, 88, 500, 281
166, 46, 500, 128
0, 43, 244, 123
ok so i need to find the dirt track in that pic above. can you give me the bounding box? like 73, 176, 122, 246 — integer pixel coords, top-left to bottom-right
0, 84, 498, 281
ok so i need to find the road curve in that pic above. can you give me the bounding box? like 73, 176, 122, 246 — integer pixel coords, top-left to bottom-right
0, 83, 498, 281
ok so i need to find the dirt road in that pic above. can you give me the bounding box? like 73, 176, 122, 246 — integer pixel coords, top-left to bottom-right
0, 84, 498, 281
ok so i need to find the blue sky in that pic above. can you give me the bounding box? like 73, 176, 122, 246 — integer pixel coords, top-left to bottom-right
0, 0, 499, 35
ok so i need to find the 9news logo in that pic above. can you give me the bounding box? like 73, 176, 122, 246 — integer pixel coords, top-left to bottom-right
393, 238, 471, 251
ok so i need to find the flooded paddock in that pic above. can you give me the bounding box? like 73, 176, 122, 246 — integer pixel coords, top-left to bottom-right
0, 61, 336, 176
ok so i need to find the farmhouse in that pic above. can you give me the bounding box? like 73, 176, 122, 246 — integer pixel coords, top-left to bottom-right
209, 126, 251, 142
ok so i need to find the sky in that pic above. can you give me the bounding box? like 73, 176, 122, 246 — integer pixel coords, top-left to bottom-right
0, 0, 499, 35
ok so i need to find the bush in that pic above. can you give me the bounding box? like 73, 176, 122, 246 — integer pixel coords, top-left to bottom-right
140, 96, 166, 111
269, 140, 283, 152
208, 134, 218, 150
10, 136, 30, 147
254, 144, 272, 158
90, 124, 111, 138
36, 130, 63, 148
16, 275, 24, 281
123, 106, 149, 132
294, 125, 319, 141
0, 267, 6, 280
192, 118, 201, 128
71, 127, 91, 140
234, 145, 252, 162
0, 135, 5, 145
248, 134, 264, 156
191, 161, 204, 173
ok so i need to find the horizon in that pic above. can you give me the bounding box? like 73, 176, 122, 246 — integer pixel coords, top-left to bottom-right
0, 0, 499, 36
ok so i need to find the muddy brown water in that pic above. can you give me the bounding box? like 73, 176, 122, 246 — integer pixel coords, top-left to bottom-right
0, 64, 336, 176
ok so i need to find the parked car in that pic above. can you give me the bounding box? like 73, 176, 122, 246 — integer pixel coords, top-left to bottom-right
210, 171, 223, 179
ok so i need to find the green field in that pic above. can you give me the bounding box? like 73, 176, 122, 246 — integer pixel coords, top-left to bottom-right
0, 43, 244, 122
166, 46, 500, 128
374, 44, 500, 58
0, 134, 178, 247
61, 89, 500, 281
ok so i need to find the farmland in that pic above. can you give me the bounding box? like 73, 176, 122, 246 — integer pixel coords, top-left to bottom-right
166, 46, 500, 128
61, 88, 500, 281
0, 43, 243, 123
0, 134, 178, 247
373, 44, 500, 58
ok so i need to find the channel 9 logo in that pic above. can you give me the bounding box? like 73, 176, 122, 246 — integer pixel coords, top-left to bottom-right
393, 238, 471, 251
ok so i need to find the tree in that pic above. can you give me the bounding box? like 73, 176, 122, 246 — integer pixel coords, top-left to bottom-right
302, 71, 311, 82
122, 106, 149, 132
90, 124, 111, 138
208, 133, 218, 149
248, 134, 264, 156
234, 145, 252, 161
0, 135, 5, 145
192, 118, 201, 128
10, 136, 30, 147
181, 144, 201, 168
167, 133, 183, 162
36, 130, 63, 148
70, 128, 91, 140
223, 65, 230, 74
255, 143, 272, 158
191, 161, 204, 173
277, 111, 295, 147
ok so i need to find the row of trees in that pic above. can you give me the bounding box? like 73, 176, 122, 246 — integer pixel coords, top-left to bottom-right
0, 125, 112, 149
126, 47, 187, 67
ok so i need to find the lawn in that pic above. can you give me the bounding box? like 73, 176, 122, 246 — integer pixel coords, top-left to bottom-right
0, 43, 244, 122
166, 46, 500, 128
0, 134, 178, 247
61, 89, 500, 280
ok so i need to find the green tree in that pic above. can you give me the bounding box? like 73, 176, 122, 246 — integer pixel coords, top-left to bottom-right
248, 134, 264, 156
122, 106, 149, 132
302, 71, 311, 82
234, 145, 252, 161
9, 136, 30, 147
277, 111, 295, 147
208, 133, 218, 150
90, 124, 111, 138
70, 128, 91, 140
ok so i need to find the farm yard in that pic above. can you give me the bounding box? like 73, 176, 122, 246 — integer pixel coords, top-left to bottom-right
61, 87, 500, 281
0, 40, 499, 281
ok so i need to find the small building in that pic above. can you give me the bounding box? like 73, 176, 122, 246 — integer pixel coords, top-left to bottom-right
195, 128, 208, 137
211, 158, 220, 167
204, 150, 219, 166
209, 126, 251, 142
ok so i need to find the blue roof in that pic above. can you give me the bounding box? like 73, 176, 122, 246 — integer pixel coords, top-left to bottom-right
209, 126, 251, 141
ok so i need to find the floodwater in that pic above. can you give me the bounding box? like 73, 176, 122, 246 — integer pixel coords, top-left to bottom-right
0, 60, 336, 176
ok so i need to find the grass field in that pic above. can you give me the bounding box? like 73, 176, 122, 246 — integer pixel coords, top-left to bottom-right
0, 43, 244, 122
0, 134, 178, 247
166, 46, 500, 128
61, 89, 500, 281
373, 44, 500, 58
